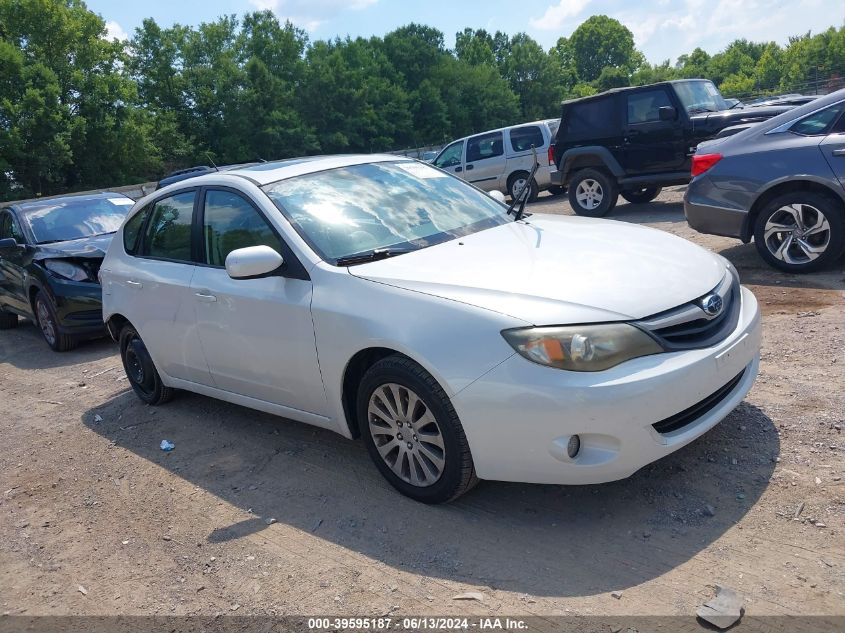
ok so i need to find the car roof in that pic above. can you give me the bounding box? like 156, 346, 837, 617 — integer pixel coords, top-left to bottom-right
560, 79, 716, 106
440, 119, 557, 147
2, 191, 133, 213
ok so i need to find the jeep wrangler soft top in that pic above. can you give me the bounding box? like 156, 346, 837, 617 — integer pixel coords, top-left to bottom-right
552, 79, 792, 216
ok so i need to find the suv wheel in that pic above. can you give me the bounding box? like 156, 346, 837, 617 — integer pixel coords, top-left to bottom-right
568, 169, 619, 217
753, 192, 845, 273
119, 324, 175, 405
34, 290, 77, 352
507, 172, 539, 202
621, 187, 662, 204
357, 354, 478, 503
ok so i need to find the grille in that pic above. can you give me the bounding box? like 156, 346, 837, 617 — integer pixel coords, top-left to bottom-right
652, 369, 746, 435
636, 272, 740, 351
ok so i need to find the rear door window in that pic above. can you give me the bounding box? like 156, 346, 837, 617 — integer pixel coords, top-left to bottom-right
141, 191, 196, 262
627, 89, 673, 124
466, 132, 504, 162
509, 126, 545, 152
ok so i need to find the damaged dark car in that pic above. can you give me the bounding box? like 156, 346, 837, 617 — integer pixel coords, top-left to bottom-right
0, 192, 135, 351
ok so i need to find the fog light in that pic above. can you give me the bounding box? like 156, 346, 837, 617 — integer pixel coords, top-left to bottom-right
567, 434, 581, 459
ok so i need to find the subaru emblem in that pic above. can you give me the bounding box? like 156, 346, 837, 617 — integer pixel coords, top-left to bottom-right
700, 293, 724, 317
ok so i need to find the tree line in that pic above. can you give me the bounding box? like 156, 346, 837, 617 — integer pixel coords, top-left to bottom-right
1, 0, 844, 200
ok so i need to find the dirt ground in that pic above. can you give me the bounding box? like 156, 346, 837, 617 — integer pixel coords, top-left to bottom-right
1, 187, 843, 622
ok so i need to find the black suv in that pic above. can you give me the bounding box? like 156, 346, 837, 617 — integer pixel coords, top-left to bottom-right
552, 79, 792, 216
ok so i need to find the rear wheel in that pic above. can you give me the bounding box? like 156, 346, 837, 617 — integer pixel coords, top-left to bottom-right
119, 324, 175, 405
34, 291, 77, 352
357, 355, 477, 503
568, 168, 619, 217
507, 171, 539, 202
0, 309, 18, 329
753, 192, 845, 273
621, 187, 662, 204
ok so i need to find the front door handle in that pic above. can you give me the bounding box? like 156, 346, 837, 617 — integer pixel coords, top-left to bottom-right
126, 280, 143, 289
195, 291, 217, 303
832, 148, 845, 156
455, 166, 463, 173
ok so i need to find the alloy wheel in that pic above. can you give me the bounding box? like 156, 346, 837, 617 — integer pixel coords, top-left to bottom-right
763, 203, 831, 265
36, 299, 56, 347
512, 177, 528, 199
575, 179, 604, 210
367, 383, 446, 487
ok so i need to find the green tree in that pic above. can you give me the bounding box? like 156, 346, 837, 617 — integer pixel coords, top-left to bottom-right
501, 33, 562, 119
568, 15, 637, 82
454, 28, 496, 66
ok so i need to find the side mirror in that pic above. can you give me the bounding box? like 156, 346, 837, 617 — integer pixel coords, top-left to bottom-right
488, 190, 507, 204
0, 238, 21, 250
225, 245, 284, 280
658, 106, 677, 121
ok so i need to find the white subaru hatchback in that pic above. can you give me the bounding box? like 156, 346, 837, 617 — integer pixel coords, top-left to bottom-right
101, 155, 761, 503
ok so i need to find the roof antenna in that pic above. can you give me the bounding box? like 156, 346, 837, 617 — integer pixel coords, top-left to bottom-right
205, 152, 219, 172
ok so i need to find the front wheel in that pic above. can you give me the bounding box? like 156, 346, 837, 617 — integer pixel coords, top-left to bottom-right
119, 324, 175, 405
357, 355, 477, 503
568, 169, 619, 217
34, 291, 77, 352
621, 187, 662, 204
753, 192, 845, 273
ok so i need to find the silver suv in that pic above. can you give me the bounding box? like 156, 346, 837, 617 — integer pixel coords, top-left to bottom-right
432, 120, 561, 201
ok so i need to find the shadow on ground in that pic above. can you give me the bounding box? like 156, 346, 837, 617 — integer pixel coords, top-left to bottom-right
0, 318, 116, 369
82, 389, 778, 598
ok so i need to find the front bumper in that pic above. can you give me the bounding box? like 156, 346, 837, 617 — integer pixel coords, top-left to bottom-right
452, 286, 762, 485
44, 277, 106, 336
684, 176, 750, 240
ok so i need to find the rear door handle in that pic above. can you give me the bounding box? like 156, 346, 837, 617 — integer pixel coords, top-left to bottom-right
126, 280, 143, 289
465, 164, 474, 171
832, 148, 845, 156
195, 291, 217, 303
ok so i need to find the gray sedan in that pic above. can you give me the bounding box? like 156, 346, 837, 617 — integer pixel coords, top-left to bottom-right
685, 88, 845, 273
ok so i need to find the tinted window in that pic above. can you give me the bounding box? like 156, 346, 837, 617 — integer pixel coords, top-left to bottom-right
434, 141, 463, 168
203, 190, 283, 267
123, 206, 149, 255
790, 103, 845, 136
563, 97, 617, 138
627, 89, 673, 124
263, 161, 509, 263
510, 126, 545, 152
0, 212, 25, 243
834, 110, 845, 134
142, 192, 196, 261
466, 132, 504, 162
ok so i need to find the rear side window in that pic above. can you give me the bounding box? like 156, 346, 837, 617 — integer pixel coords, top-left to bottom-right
510, 126, 544, 152
562, 97, 617, 138
627, 89, 673, 124
790, 103, 845, 136
202, 190, 283, 267
466, 132, 504, 162
142, 191, 196, 261
123, 206, 149, 255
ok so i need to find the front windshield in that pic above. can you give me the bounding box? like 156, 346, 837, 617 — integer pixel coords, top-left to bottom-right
674, 81, 728, 113
22, 197, 134, 244
262, 161, 510, 263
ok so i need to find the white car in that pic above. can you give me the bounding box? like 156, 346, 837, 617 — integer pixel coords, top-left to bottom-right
100, 155, 761, 503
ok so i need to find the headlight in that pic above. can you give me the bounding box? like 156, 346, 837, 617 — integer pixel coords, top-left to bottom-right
44, 259, 90, 282
502, 323, 664, 372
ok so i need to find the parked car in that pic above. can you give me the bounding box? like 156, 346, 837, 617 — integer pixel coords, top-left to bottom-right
420, 150, 438, 162
0, 192, 135, 350
745, 94, 818, 108
552, 79, 793, 217
101, 155, 761, 503
156, 162, 263, 189
432, 119, 562, 201
685, 88, 845, 273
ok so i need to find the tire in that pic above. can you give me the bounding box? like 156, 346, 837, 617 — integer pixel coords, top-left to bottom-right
548, 185, 566, 196
621, 187, 662, 204
0, 309, 18, 329
119, 324, 175, 405
507, 171, 539, 203
357, 354, 478, 504
753, 191, 845, 273
34, 290, 77, 352
568, 168, 619, 217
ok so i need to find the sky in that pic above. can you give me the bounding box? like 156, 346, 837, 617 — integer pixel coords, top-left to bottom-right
88, 0, 845, 64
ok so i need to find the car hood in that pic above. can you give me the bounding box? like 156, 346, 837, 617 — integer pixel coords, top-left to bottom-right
32, 234, 114, 261
350, 214, 726, 324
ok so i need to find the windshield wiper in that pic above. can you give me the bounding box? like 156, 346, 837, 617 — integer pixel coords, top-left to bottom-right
688, 106, 716, 114
336, 247, 415, 266
506, 145, 540, 222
